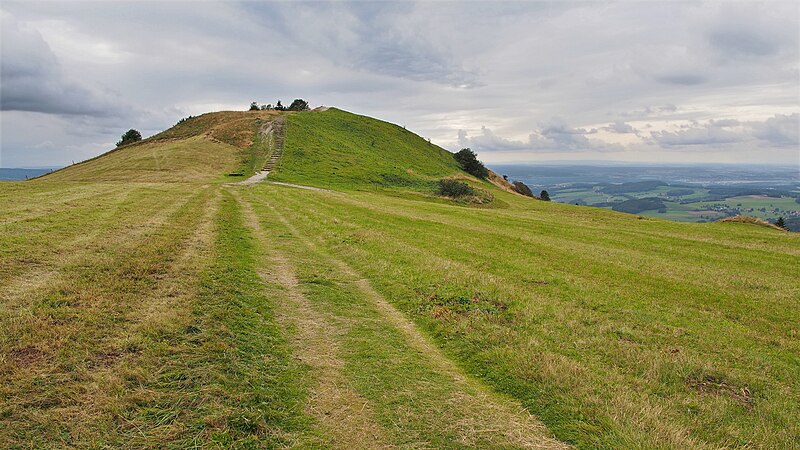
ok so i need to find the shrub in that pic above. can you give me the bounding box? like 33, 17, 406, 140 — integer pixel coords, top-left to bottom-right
249, 101, 259, 111
512, 181, 534, 197
287, 99, 310, 111
453, 148, 489, 179
438, 179, 475, 198
540, 190, 551, 201
116, 129, 142, 147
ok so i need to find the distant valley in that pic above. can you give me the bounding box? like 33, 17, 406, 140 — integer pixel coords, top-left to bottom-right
491, 163, 800, 230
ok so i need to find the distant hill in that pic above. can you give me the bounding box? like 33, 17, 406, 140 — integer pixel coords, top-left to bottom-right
0, 168, 53, 181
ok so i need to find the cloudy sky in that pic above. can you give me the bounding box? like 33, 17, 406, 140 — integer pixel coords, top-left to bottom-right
1, 1, 798, 168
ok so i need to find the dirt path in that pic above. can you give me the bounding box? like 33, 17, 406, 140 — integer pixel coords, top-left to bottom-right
233, 116, 285, 186
233, 191, 393, 448
235, 188, 569, 449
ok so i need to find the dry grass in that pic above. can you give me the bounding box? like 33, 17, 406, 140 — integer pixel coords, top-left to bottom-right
41, 136, 242, 183
0, 183, 216, 446
718, 215, 785, 230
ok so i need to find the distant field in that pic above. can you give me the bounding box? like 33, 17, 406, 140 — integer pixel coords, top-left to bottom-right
551, 183, 799, 226
686, 195, 800, 218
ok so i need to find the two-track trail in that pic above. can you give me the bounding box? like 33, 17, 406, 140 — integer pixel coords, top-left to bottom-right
230, 186, 568, 449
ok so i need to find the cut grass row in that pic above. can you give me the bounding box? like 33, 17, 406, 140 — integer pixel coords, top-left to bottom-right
238, 188, 565, 448
1, 184, 322, 447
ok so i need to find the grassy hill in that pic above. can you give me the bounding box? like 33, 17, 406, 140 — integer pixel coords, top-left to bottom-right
269, 108, 465, 190
2, 107, 798, 449
41, 110, 278, 183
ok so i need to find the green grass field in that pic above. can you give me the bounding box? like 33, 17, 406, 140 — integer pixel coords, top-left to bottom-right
553, 184, 799, 224
2, 109, 798, 449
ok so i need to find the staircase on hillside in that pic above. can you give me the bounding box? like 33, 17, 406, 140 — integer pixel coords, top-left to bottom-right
264, 116, 285, 173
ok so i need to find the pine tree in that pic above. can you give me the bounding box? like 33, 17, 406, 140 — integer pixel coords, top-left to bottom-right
775, 217, 786, 229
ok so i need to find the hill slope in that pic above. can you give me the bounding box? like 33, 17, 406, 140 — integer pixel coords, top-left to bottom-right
3, 107, 798, 449
41, 110, 279, 183
269, 108, 465, 190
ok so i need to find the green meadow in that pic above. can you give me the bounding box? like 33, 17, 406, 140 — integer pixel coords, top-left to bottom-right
2, 109, 798, 449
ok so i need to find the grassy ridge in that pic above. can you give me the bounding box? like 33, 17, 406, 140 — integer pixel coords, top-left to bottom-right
270, 108, 464, 190
256, 183, 799, 449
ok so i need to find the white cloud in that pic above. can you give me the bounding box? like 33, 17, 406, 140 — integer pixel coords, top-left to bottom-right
458, 119, 622, 154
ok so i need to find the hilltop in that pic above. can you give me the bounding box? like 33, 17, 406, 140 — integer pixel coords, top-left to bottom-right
2, 107, 798, 449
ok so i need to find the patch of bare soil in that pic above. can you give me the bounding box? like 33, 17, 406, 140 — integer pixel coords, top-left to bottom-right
9, 346, 46, 367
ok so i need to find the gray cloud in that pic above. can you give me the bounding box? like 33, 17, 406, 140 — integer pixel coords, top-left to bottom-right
654, 74, 707, 86
0, 14, 129, 117
604, 121, 636, 133
704, 5, 794, 60
649, 114, 799, 149
752, 113, 799, 146
0, 1, 797, 167
650, 124, 742, 147
458, 119, 622, 154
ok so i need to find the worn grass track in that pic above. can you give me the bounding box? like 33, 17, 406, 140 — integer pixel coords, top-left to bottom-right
233, 187, 567, 449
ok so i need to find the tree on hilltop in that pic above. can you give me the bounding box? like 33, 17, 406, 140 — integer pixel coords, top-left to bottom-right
275, 100, 284, 111
288, 99, 310, 111
453, 148, 489, 179
116, 129, 142, 147
540, 190, 551, 201
249, 101, 259, 111
776, 217, 786, 229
